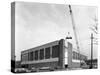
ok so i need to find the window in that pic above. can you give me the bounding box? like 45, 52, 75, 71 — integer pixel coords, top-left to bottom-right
35, 50, 38, 60
33, 51, 35, 61
28, 52, 30, 61
21, 54, 24, 61
45, 47, 50, 59
76, 52, 78, 60
30, 52, 33, 61
28, 52, 31, 61
52, 45, 59, 58
78, 53, 80, 60
40, 49, 44, 60
22, 53, 28, 61
72, 51, 76, 59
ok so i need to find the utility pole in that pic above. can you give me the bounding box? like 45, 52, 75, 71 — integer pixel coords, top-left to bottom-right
90, 33, 93, 69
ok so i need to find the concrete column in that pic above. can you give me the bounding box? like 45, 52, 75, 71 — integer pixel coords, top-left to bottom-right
59, 39, 65, 69
50, 47, 52, 58
44, 48, 45, 59
38, 50, 40, 60
67, 42, 72, 68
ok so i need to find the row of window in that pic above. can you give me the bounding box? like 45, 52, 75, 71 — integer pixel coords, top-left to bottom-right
22, 45, 59, 61
72, 51, 87, 60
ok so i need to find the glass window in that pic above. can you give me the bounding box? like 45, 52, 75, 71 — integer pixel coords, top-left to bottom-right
76, 52, 78, 60
22, 53, 28, 61
33, 51, 35, 61
73, 51, 75, 59
73, 51, 77, 60
28, 52, 31, 61
22, 54, 25, 61
40, 49, 44, 60
30, 52, 33, 61
52, 45, 59, 58
35, 50, 38, 60
45, 47, 50, 59
78, 53, 80, 60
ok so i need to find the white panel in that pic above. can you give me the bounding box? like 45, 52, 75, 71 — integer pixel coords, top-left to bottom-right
21, 58, 58, 64
72, 59, 80, 63
65, 57, 68, 64
64, 40, 68, 65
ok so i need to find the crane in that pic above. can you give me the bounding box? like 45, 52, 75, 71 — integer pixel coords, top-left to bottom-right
68, 5, 81, 67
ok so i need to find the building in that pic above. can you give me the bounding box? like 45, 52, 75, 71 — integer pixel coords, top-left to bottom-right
21, 39, 87, 70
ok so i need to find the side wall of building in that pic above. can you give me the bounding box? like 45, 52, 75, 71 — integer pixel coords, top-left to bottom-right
21, 40, 63, 69
21, 39, 87, 70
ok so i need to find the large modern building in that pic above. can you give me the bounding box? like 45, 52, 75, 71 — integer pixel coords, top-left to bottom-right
21, 39, 87, 70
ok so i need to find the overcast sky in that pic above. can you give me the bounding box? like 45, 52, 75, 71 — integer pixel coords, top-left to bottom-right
15, 2, 97, 61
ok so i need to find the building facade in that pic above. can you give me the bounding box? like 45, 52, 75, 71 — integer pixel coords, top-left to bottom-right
21, 39, 87, 70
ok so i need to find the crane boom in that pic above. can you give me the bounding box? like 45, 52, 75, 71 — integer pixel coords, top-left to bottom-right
68, 5, 81, 66
69, 5, 80, 51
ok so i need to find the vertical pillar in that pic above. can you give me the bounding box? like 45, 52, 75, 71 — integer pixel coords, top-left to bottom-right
38, 50, 40, 60
68, 42, 72, 68
44, 48, 45, 59
50, 47, 52, 58
59, 39, 65, 69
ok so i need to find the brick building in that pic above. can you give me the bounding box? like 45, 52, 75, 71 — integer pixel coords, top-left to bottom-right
21, 39, 87, 70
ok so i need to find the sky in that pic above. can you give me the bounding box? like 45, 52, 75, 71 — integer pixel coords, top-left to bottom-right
15, 2, 98, 61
